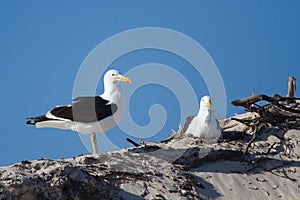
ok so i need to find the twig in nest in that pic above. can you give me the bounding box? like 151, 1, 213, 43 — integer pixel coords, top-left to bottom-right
244, 125, 259, 154
160, 137, 174, 144
126, 138, 153, 146
160, 133, 179, 143
231, 117, 254, 125
126, 138, 140, 147
267, 142, 279, 154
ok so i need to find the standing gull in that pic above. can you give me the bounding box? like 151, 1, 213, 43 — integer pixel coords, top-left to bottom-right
185, 95, 221, 139
26, 69, 131, 154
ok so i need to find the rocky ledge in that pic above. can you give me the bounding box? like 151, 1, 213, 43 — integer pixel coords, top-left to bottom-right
1, 113, 300, 199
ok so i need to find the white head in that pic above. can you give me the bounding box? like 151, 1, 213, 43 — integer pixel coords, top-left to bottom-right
200, 95, 212, 109
103, 69, 131, 85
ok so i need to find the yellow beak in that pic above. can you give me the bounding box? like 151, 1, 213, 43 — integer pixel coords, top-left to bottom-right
207, 100, 211, 107
117, 75, 131, 84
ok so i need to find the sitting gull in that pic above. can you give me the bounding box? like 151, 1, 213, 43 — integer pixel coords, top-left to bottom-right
26, 69, 131, 154
185, 95, 221, 139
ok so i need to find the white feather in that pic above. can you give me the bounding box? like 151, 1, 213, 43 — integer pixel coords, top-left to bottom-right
185, 96, 221, 139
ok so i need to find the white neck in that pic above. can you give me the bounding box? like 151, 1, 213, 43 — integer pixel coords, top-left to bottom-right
101, 82, 123, 104
198, 106, 212, 124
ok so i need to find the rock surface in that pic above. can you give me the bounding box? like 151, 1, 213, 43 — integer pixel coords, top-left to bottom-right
1, 113, 300, 199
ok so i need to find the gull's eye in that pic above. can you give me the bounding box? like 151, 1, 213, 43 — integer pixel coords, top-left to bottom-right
112, 73, 115, 76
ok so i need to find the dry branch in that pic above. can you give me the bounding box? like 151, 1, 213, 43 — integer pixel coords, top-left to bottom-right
126, 138, 140, 147
287, 76, 296, 97
232, 94, 300, 114
231, 76, 300, 153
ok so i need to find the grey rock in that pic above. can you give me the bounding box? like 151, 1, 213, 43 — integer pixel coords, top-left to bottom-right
1, 113, 299, 199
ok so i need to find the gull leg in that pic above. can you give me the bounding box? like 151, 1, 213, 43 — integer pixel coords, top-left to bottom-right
91, 132, 98, 155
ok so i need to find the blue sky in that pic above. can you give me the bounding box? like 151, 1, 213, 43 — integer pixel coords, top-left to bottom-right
1, 1, 299, 166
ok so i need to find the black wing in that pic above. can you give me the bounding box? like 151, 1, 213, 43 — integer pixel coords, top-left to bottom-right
26, 115, 52, 125
50, 96, 118, 123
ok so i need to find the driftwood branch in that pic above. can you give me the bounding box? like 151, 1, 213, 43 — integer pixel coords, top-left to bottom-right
231, 94, 273, 109
231, 76, 300, 153
231, 94, 300, 114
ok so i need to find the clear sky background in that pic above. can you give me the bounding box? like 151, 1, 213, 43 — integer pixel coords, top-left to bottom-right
1, 1, 299, 166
